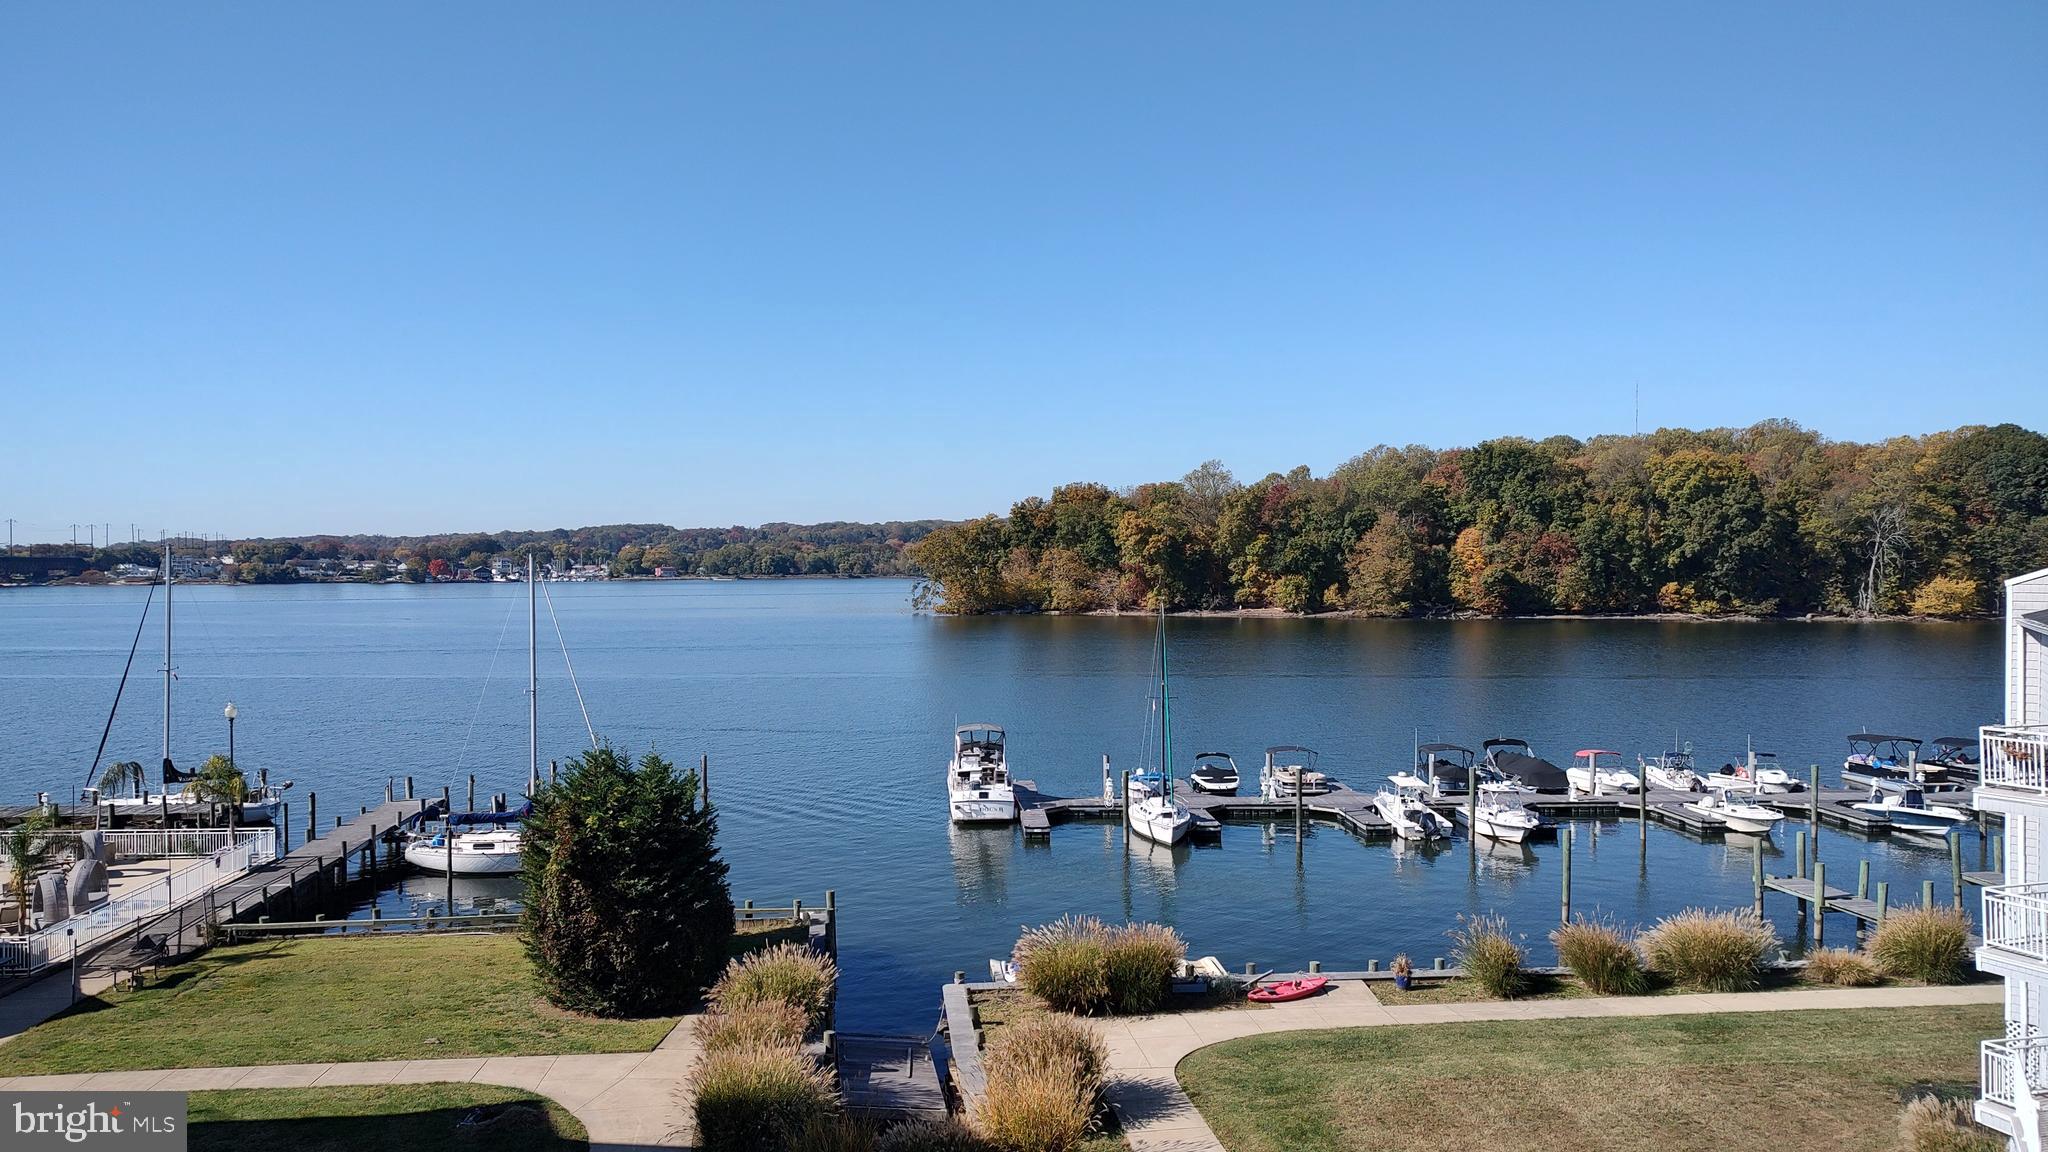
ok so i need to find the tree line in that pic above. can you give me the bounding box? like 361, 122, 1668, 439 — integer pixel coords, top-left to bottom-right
907, 421, 2048, 618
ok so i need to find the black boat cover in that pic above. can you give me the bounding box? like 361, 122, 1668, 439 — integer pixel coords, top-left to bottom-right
1490, 751, 1569, 793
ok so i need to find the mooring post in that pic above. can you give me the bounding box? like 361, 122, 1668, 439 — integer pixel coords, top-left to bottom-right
742, 898, 753, 921
1561, 826, 1573, 925
1809, 764, 1820, 863
386, 778, 394, 802
1120, 770, 1130, 844
1467, 772, 1478, 853
1921, 879, 1935, 907
405, 776, 414, 800
281, 801, 290, 854
551, 759, 558, 786
1793, 830, 1806, 879
1876, 881, 1889, 923
1294, 770, 1304, 861
1752, 849, 1764, 915
1951, 835, 1964, 908
824, 890, 838, 957
1812, 859, 1826, 948
1857, 859, 1869, 900
1309, 960, 1321, 973
1638, 772, 1648, 852
467, 775, 475, 812
307, 792, 318, 842
700, 755, 709, 808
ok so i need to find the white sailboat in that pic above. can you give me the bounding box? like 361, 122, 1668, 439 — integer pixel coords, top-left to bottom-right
406, 553, 552, 875
948, 723, 1019, 823
1127, 605, 1192, 847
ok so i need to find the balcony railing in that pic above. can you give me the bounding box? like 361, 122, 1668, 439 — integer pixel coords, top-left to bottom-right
1984, 884, 2048, 964
1984, 1035, 2048, 1108
1982, 725, 2048, 795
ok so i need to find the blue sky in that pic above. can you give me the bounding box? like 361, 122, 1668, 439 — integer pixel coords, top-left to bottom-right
3, 3, 2043, 540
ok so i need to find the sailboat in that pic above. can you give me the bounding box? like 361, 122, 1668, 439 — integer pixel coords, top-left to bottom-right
82, 541, 290, 822
405, 553, 547, 875
1127, 604, 1193, 846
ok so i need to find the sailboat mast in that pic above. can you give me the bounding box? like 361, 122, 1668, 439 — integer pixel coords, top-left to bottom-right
162, 538, 173, 772
1158, 604, 1171, 781
528, 552, 538, 790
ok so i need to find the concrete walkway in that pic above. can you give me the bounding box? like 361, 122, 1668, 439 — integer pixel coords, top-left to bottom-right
1100, 980, 2004, 1152
0, 1015, 707, 1152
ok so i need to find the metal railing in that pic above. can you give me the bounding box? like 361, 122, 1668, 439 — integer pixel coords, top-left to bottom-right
0, 836, 266, 974
1984, 1035, 2048, 1108
101, 829, 275, 865
1984, 884, 2048, 963
1982, 725, 2048, 795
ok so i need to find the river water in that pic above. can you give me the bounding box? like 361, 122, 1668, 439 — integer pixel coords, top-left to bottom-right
0, 580, 2002, 1029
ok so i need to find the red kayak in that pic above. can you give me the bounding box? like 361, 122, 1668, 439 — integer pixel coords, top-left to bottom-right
1247, 976, 1328, 1003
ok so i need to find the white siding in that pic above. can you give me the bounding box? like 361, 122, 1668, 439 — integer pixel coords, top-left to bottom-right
2011, 571, 2048, 726
2018, 813, 2038, 886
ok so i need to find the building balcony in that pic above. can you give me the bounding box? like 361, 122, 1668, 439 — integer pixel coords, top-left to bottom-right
1984, 884, 2048, 966
1981, 1035, 2048, 1134
1981, 725, 2048, 797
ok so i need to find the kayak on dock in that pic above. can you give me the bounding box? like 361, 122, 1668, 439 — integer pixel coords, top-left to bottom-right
1247, 976, 1329, 1003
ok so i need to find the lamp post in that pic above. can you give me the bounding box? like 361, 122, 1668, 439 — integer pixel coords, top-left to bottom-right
224, 701, 238, 769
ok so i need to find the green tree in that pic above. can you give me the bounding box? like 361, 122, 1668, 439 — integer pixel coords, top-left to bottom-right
3, 816, 68, 932
183, 755, 251, 832
1343, 516, 1424, 615
523, 745, 733, 1016
98, 760, 147, 800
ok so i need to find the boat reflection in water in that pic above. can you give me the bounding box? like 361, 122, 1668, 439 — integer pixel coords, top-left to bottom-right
381, 872, 524, 917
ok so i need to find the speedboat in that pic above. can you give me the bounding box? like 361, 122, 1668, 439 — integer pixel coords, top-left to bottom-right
1412, 743, 1475, 798
1923, 736, 1980, 781
1639, 746, 1703, 792
1374, 779, 1452, 840
1480, 738, 1570, 794
948, 723, 1019, 823
1261, 745, 1332, 799
1188, 752, 1241, 796
1682, 788, 1784, 835
1702, 748, 1801, 794
1851, 782, 1971, 837
1472, 798, 1545, 843
1842, 733, 1925, 789
404, 807, 527, 875
1567, 749, 1640, 795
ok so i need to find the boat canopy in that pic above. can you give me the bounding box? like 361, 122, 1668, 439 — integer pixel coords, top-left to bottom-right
957, 723, 1006, 737
1847, 733, 1920, 746
1932, 736, 1975, 749
1482, 737, 1531, 750
1418, 743, 1473, 756
1266, 745, 1317, 755
1575, 749, 1621, 758
449, 803, 531, 827
1490, 751, 1569, 792
1193, 751, 1236, 762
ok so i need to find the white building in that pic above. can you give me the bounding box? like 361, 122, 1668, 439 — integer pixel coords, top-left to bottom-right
1975, 564, 2048, 1146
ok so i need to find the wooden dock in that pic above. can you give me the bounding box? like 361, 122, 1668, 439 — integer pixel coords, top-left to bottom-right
835, 1032, 948, 1121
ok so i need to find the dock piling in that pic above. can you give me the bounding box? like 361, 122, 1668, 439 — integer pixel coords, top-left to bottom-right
467, 774, 475, 812
1638, 774, 1648, 854
1808, 765, 1820, 862
1752, 850, 1764, 915
1813, 860, 1825, 947
1308, 960, 1321, 973
1876, 881, 1889, 923
405, 776, 414, 800
699, 755, 707, 808
1561, 826, 1573, 925
1951, 834, 1964, 908
1294, 769, 1304, 861
307, 792, 317, 842
1793, 831, 1806, 879
1857, 859, 1869, 900
1922, 879, 1935, 907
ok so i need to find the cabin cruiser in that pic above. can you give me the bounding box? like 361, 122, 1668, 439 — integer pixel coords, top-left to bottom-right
1374, 779, 1453, 840
1261, 745, 1332, 799
1188, 752, 1241, 796
405, 806, 527, 875
1480, 738, 1570, 794
949, 723, 1019, 823
1842, 733, 1925, 789
1638, 746, 1703, 792
1702, 749, 1802, 794
1567, 749, 1641, 795
1682, 788, 1784, 835
1851, 781, 1971, 837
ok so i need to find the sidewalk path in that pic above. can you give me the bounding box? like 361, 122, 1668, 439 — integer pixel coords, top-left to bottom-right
1099, 981, 2004, 1152
0, 1015, 707, 1152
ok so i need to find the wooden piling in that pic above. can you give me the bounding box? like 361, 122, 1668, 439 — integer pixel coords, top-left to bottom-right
281, 802, 290, 854
307, 792, 318, 842
1922, 879, 1935, 907
1857, 859, 1869, 900
1752, 849, 1764, 915
1876, 881, 1889, 923
1120, 769, 1130, 845
1808, 764, 1821, 861
1813, 860, 1825, 948
1294, 770, 1304, 861
824, 890, 838, 956
700, 755, 708, 807
1793, 830, 1806, 878
405, 776, 414, 800
1951, 834, 1965, 908
1561, 826, 1573, 925
467, 775, 475, 812
550, 760, 558, 786
1638, 773, 1648, 851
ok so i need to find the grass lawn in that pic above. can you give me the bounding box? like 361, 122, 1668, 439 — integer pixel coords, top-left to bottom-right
0, 935, 677, 1075
189, 1084, 586, 1152
1179, 1004, 2000, 1152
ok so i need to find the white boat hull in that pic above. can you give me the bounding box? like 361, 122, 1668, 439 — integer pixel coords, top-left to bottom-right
950, 795, 1018, 824
1476, 815, 1532, 843
403, 841, 523, 875
1128, 798, 1192, 845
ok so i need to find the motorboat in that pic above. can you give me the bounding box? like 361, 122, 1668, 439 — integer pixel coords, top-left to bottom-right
1842, 733, 1925, 789
403, 807, 527, 875
1682, 788, 1785, 835
949, 723, 1019, 823
1923, 736, 1980, 780
1851, 782, 1972, 837
1412, 743, 1475, 798
1639, 746, 1703, 792
1127, 605, 1193, 846
1188, 752, 1241, 796
1374, 779, 1452, 840
1870, 772, 1974, 810
1702, 748, 1802, 794
1567, 749, 1640, 795
1480, 738, 1570, 794
1261, 745, 1332, 799
1471, 798, 1546, 843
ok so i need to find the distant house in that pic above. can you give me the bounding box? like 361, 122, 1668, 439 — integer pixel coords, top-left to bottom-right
568, 564, 609, 581
653, 566, 677, 578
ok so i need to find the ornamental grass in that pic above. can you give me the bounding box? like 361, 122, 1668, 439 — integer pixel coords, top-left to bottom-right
1869, 906, 1974, 985
1638, 907, 1775, 992
1549, 914, 1646, 995
1450, 913, 1525, 999
689, 1040, 838, 1152
709, 942, 838, 1030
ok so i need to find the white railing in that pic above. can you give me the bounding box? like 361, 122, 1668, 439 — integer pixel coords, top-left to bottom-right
0, 835, 265, 974
1983, 884, 2048, 964
1982, 725, 2048, 795
1984, 1035, 2048, 1108
100, 828, 275, 865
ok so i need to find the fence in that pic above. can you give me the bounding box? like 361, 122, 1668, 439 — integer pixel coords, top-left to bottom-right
100, 828, 276, 865
0, 835, 267, 974
1982, 725, 2048, 795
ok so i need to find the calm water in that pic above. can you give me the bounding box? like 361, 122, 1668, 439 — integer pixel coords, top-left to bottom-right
0, 580, 2002, 1029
